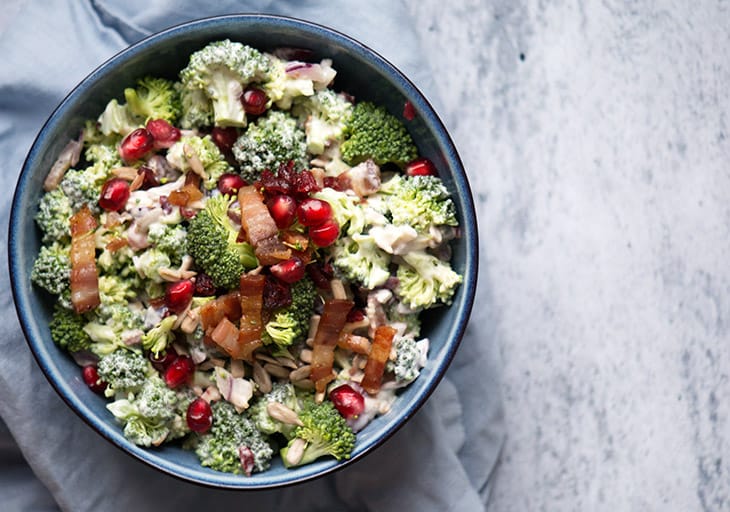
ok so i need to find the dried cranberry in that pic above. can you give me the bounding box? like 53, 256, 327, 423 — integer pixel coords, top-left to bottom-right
165, 279, 194, 314
267, 194, 297, 229
309, 219, 340, 247
296, 198, 332, 227
323, 176, 343, 191
210, 126, 239, 154
241, 86, 268, 116
346, 308, 365, 322
146, 119, 181, 149
186, 398, 213, 433
194, 273, 217, 296
81, 365, 107, 394
163, 355, 195, 388
238, 445, 255, 476
137, 166, 160, 190
291, 169, 320, 197
270, 257, 306, 284
98, 178, 130, 212
263, 275, 292, 310
218, 173, 246, 196
119, 127, 154, 162
329, 384, 365, 419
306, 262, 334, 289
149, 346, 178, 373
405, 157, 437, 177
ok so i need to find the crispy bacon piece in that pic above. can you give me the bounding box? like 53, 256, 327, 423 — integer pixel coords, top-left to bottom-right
237, 273, 266, 361
168, 172, 203, 206
69, 205, 100, 313
310, 299, 354, 393
238, 185, 291, 265
200, 291, 242, 331
105, 236, 128, 252
361, 325, 397, 395
210, 317, 240, 356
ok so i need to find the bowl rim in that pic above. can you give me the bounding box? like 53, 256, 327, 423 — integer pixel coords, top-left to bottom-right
8, 12, 478, 489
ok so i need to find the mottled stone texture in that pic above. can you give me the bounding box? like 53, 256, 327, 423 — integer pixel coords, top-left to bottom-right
406, 0, 730, 510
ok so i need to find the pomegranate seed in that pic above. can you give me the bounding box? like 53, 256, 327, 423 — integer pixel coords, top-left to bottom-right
296, 198, 332, 227
149, 346, 178, 372
329, 384, 365, 419
119, 127, 154, 162
403, 101, 416, 121
137, 166, 160, 190
270, 257, 306, 284
217, 173, 246, 196
241, 86, 268, 116
81, 365, 107, 394
186, 397, 213, 433
210, 126, 239, 153
98, 178, 130, 211
164, 355, 195, 388
268, 194, 297, 229
146, 119, 181, 149
405, 157, 437, 177
194, 272, 216, 296
165, 279, 194, 314
309, 218, 340, 247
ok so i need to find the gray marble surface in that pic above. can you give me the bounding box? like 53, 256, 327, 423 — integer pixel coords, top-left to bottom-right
405, 0, 730, 510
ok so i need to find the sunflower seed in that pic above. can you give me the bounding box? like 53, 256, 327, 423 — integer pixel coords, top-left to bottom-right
284, 438, 307, 466
252, 362, 272, 394
264, 363, 291, 379
266, 402, 303, 426
288, 365, 311, 382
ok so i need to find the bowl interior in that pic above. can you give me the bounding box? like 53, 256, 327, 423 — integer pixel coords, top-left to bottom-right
9, 14, 477, 488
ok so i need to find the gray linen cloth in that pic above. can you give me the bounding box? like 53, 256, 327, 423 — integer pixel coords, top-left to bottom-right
0, 1, 504, 510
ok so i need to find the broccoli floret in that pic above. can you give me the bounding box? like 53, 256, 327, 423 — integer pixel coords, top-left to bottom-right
280, 397, 356, 467
35, 187, 73, 243
195, 401, 274, 475
340, 101, 417, 166
166, 135, 232, 190
84, 141, 123, 168
60, 161, 114, 213
180, 40, 271, 127
388, 336, 427, 384
141, 315, 178, 357
262, 275, 318, 350
147, 223, 187, 266
248, 382, 300, 437
97, 349, 150, 396
177, 84, 213, 129
379, 174, 457, 232
124, 76, 181, 123
292, 89, 353, 154
386, 300, 421, 338
332, 234, 391, 289
312, 187, 366, 237
133, 247, 171, 283
48, 305, 92, 353
395, 251, 462, 310
186, 194, 257, 289
231, 110, 308, 183
31, 242, 70, 296
106, 373, 191, 447
97, 98, 142, 136
98, 274, 137, 306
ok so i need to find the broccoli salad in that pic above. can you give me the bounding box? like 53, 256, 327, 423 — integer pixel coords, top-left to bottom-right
32, 39, 462, 475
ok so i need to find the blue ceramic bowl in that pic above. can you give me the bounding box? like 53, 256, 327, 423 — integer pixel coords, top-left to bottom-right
9, 14, 477, 489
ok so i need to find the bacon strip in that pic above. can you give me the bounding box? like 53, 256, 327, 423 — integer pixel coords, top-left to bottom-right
238, 185, 291, 265
69, 205, 100, 313
210, 317, 240, 356
361, 325, 397, 395
236, 273, 266, 361
310, 299, 354, 393
200, 291, 242, 331
168, 172, 203, 207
